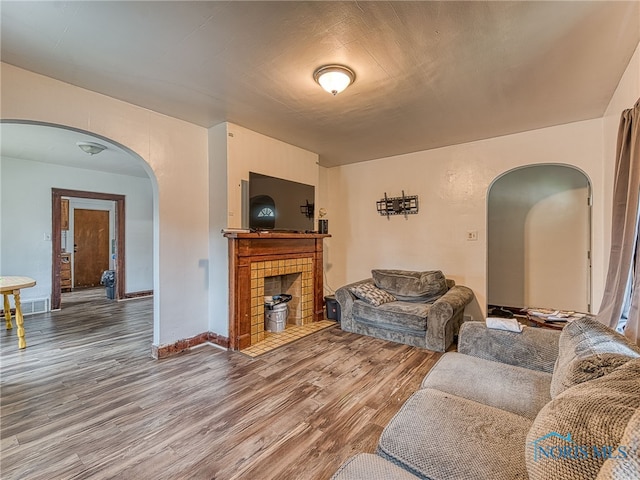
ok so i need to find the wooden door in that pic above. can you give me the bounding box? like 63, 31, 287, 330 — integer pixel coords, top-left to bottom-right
74, 209, 110, 288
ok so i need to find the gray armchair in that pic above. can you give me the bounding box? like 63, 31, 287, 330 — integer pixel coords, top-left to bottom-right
336, 270, 474, 352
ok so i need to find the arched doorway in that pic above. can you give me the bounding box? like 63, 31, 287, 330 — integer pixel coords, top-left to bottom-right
0, 120, 158, 335
487, 164, 591, 313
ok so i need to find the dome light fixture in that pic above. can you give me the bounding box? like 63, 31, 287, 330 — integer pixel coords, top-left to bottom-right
76, 141, 107, 155
313, 64, 355, 96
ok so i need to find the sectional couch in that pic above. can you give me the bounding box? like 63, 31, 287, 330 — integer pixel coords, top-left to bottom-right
331, 316, 640, 480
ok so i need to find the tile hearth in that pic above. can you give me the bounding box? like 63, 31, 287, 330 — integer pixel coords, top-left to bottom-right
241, 320, 336, 357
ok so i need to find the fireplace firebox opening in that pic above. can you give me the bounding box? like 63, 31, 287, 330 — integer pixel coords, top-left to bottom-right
250, 257, 313, 344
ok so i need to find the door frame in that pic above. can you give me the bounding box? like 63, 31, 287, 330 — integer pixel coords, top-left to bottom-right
51, 188, 125, 310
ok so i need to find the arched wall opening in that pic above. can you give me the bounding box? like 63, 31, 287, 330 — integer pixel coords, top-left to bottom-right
0, 120, 160, 344
487, 163, 592, 313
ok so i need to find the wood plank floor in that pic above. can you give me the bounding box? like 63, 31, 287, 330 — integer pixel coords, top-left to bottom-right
1, 290, 442, 479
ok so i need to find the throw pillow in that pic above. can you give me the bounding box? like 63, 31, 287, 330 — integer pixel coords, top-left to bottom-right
550, 316, 640, 398
349, 283, 397, 307
526, 358, 640, 480
371, 269, 448, 302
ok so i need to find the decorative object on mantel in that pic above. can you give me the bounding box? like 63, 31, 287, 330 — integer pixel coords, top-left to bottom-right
299, 200, 314, 219
376, 191, 419, 219
318, 207, 328, 234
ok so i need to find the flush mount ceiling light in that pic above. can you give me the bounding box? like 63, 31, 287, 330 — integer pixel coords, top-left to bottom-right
313, 64, 355, 96
76, 141, 107, 155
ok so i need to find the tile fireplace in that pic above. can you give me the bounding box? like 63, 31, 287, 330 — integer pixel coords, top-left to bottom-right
224, 232, 330, 350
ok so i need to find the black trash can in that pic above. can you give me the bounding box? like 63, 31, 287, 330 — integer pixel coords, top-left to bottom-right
101, 270, 116, 300
325, 295, 341, 322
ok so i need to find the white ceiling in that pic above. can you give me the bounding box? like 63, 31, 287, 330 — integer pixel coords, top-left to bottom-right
1, 1, 639, 171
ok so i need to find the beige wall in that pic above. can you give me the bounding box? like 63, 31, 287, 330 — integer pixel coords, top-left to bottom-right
225, 123, 319, 230
525, 186, 590, 311
325, 119, 605, 320
1, 63, 210, 347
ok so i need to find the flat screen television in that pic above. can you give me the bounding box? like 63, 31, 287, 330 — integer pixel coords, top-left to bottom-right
247, 172, 315, 232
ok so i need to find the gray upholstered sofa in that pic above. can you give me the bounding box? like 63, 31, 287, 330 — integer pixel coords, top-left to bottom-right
335, 270, 474, 352
331, 316, 640, 480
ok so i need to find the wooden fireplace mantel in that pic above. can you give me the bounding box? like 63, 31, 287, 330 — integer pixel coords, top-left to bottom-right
224, 231, 330, 350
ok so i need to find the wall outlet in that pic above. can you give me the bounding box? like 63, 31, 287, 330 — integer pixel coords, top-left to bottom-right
466, 230, 478, 241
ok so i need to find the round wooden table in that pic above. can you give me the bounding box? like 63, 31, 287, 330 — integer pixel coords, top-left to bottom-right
1, 276, 37, 349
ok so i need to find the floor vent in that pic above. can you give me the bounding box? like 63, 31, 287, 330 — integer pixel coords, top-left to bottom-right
20, 298, 50, 316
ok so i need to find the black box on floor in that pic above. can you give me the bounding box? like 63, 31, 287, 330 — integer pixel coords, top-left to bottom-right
325, 295, 341, 322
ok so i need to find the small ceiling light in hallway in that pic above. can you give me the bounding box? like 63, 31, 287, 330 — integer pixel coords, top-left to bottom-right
76, 141, 107, 155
